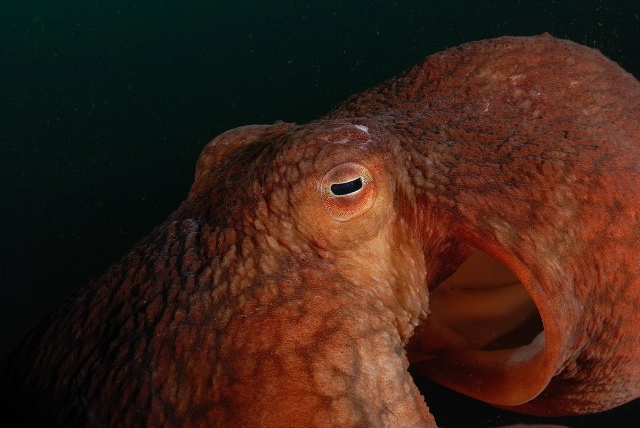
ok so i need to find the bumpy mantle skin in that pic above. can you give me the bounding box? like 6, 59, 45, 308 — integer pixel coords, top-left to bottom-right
1, 34, 639, 427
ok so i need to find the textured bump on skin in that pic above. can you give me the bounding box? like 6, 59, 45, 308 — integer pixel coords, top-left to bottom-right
1, 34, 639, 427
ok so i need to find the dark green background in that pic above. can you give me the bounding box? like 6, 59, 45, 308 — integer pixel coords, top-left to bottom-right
1, 0, 639, 426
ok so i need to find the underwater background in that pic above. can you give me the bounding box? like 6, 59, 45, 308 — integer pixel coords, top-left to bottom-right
1, 0, 639, 426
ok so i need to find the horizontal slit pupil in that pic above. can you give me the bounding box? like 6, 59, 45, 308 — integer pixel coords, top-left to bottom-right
331, 177, 363, 195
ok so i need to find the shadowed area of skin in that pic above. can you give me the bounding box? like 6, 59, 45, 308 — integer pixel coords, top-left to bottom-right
0, 34, 639, 427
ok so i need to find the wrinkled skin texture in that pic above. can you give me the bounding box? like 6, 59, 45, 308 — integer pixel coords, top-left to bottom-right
1, 34, 639, 427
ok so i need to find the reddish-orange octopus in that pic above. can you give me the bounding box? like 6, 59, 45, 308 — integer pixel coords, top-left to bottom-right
1, 34, 639, 427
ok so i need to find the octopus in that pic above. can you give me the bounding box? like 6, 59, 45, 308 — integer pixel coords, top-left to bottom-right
1, 33, 639, 427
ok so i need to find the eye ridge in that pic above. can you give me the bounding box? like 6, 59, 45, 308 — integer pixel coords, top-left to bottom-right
330, 177, 363, 196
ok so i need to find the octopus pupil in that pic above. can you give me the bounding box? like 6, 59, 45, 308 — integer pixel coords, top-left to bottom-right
331, 177, 363, 196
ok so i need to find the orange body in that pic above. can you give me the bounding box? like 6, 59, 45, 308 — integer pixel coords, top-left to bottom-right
1, 34, 639, 427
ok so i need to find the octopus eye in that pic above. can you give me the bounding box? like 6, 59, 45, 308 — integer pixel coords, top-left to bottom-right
321, 163, 376, 221
330, 177, 363, 196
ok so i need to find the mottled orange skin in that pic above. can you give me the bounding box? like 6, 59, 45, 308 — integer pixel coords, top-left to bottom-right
1, 34, 639, 427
